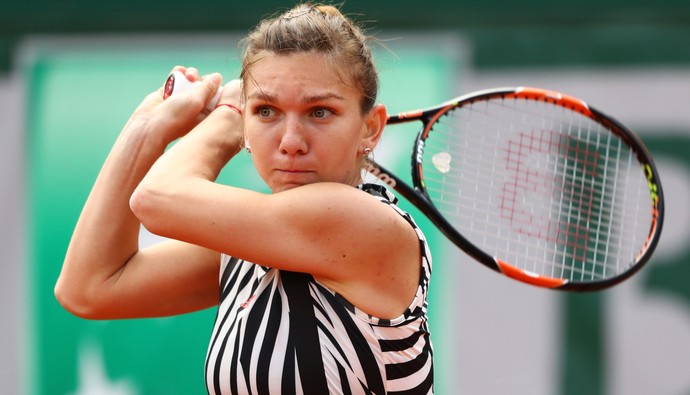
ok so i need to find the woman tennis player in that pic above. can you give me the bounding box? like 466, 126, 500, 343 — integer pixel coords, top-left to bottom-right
56, 3, 434, 394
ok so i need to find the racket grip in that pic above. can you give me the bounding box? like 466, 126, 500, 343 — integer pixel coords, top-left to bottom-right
162, 70, 222, 113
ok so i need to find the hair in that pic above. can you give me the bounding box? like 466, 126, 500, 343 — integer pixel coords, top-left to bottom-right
240, 3, 378, 113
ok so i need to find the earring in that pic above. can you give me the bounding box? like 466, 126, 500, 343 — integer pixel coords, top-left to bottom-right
245, 145, 252, 154
363, 147, 372, 155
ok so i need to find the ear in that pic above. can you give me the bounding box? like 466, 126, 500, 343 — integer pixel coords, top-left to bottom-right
362, 103, 387, 149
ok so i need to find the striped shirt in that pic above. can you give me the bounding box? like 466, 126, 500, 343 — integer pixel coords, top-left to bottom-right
205, 184, 434, 394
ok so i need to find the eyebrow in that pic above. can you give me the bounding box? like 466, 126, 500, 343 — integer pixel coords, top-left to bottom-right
246, 91, 346, 104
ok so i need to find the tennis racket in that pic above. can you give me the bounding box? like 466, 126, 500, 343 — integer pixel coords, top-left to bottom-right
370, 87, 664, 291
163, 71, 222, 113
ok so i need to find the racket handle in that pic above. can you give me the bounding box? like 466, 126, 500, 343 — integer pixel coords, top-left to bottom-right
163, 70, 222, 113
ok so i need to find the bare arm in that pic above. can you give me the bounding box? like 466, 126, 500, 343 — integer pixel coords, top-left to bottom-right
55, 68, 226, 319
130, 87, 421, 319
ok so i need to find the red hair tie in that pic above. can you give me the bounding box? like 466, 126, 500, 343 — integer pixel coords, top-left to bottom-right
214, 103, 243, 115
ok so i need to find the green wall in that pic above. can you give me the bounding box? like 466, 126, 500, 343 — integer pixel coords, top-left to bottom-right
2, 0, 690, 72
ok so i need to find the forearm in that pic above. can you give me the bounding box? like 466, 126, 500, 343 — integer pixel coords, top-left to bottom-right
56, 69, 227, 319
71, 125, 168, 261
56, 120, 168, 316
151, 105, 242, 179
130, 105, 244, 238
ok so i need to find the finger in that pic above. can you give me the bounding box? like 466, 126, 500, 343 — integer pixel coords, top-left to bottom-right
160, 70, 223, 114
185, 67, 200, 81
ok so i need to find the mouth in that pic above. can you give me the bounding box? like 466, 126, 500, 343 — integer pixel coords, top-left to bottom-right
275, 160, 317, 172
277, 168, 310, 174
271, 169, 317, 191
274, 168, 317, 181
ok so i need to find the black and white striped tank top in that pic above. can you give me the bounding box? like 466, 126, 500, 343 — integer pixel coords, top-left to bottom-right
205, 184, 433, 394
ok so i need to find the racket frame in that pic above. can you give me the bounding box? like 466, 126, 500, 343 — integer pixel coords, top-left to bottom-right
371, 87, 664, 291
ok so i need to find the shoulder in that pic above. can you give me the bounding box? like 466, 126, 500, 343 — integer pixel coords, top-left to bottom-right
306, 183, 427, 319
273, 182, 398, 225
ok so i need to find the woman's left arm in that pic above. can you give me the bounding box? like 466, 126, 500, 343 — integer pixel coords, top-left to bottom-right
130, 79, 246, 240
131, 82, 421, 318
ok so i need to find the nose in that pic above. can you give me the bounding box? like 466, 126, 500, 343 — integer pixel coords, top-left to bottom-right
279, 115, 308, 155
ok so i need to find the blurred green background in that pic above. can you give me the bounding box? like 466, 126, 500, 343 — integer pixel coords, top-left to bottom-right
1, 0, 689, 71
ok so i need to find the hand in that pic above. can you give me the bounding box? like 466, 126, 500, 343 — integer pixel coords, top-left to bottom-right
123, 66, 225, 147
217, 78, 243, 110
212, 78, 245, 149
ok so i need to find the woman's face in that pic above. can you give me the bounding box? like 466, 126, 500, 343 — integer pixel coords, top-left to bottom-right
243, 51, 381, 193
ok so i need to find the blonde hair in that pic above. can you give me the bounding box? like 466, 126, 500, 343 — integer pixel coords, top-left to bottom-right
240, 3, 378, 113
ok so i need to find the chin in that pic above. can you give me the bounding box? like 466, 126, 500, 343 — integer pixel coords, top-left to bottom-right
270, 183, 303, 193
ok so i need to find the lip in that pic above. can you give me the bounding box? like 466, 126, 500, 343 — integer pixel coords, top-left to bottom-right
276, 168, 312, 174
271, 169, 317, 191
274, 168, 317, 180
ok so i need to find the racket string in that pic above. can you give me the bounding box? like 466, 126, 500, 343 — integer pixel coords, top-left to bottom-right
420, 97, 651, 281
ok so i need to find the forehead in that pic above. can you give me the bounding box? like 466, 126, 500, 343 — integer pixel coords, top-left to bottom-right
244, 51, 359, 101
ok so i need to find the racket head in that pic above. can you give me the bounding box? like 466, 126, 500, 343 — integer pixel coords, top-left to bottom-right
397, 87, 663, 291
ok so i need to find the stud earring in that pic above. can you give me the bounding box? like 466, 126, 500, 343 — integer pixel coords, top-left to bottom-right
363, 147, 372, 155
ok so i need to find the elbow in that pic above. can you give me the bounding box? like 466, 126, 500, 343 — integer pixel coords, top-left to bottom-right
131, 180, 192, 239
54, 273, 108, 320
129, 184, 150, 223
129, 184, 166, 236
54, 281, 90, 319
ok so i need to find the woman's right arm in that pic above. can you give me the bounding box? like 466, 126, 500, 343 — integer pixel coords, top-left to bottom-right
55, 68, 224, 319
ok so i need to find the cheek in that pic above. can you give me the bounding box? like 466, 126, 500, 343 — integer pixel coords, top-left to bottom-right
244, 121, 273, 150
243, 119, 257, 146
249, 149, 274, 187
243, 126, 271, 171
326, 140, 361, 173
